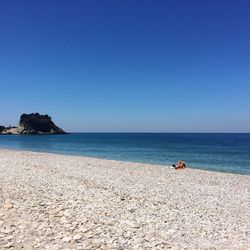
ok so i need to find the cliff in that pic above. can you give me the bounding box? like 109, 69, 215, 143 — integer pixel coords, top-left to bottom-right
1, 113, 66, 135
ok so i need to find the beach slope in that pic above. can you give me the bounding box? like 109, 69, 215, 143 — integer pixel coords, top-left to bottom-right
0, 150, 249, 249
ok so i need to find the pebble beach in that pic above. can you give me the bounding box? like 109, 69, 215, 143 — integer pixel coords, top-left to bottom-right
0, 149, 249, 249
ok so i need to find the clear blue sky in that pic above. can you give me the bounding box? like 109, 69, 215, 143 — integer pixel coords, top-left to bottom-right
0, 0, 249, 132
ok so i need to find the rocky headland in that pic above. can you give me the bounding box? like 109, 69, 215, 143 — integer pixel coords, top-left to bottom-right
0, 113, 66, 135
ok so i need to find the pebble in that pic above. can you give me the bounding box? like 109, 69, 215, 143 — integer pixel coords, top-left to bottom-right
1, 228, 13, 234
3, 202, 13, 209
73, 233, 82, 241
3, 242, 14, 248
0, 150, 249, 250
62, 236, 72, 242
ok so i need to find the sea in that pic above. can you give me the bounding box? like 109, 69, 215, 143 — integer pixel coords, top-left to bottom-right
0, 133, 250, 175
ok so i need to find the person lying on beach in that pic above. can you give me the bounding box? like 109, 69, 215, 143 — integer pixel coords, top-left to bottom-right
172, 160, 186, 170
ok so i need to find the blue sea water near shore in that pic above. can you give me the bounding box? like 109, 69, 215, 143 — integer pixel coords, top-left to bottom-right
0, 133, 250, 175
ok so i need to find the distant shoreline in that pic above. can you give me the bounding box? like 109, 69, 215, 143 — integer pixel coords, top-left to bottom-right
1, 131, 250, 134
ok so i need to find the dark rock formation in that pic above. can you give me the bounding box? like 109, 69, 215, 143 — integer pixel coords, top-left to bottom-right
0, 126, 6, 134
1, 113, 66, 135
19, 113, 66, 134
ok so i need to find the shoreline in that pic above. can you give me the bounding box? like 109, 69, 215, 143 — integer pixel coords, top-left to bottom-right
0, 149, 249, 249
0, 147, 249, 176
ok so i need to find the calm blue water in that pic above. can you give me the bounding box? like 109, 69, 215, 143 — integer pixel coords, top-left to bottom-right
0, 133, 250, 175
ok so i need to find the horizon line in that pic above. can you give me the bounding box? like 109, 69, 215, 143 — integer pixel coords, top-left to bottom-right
66, 131, 250, 134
